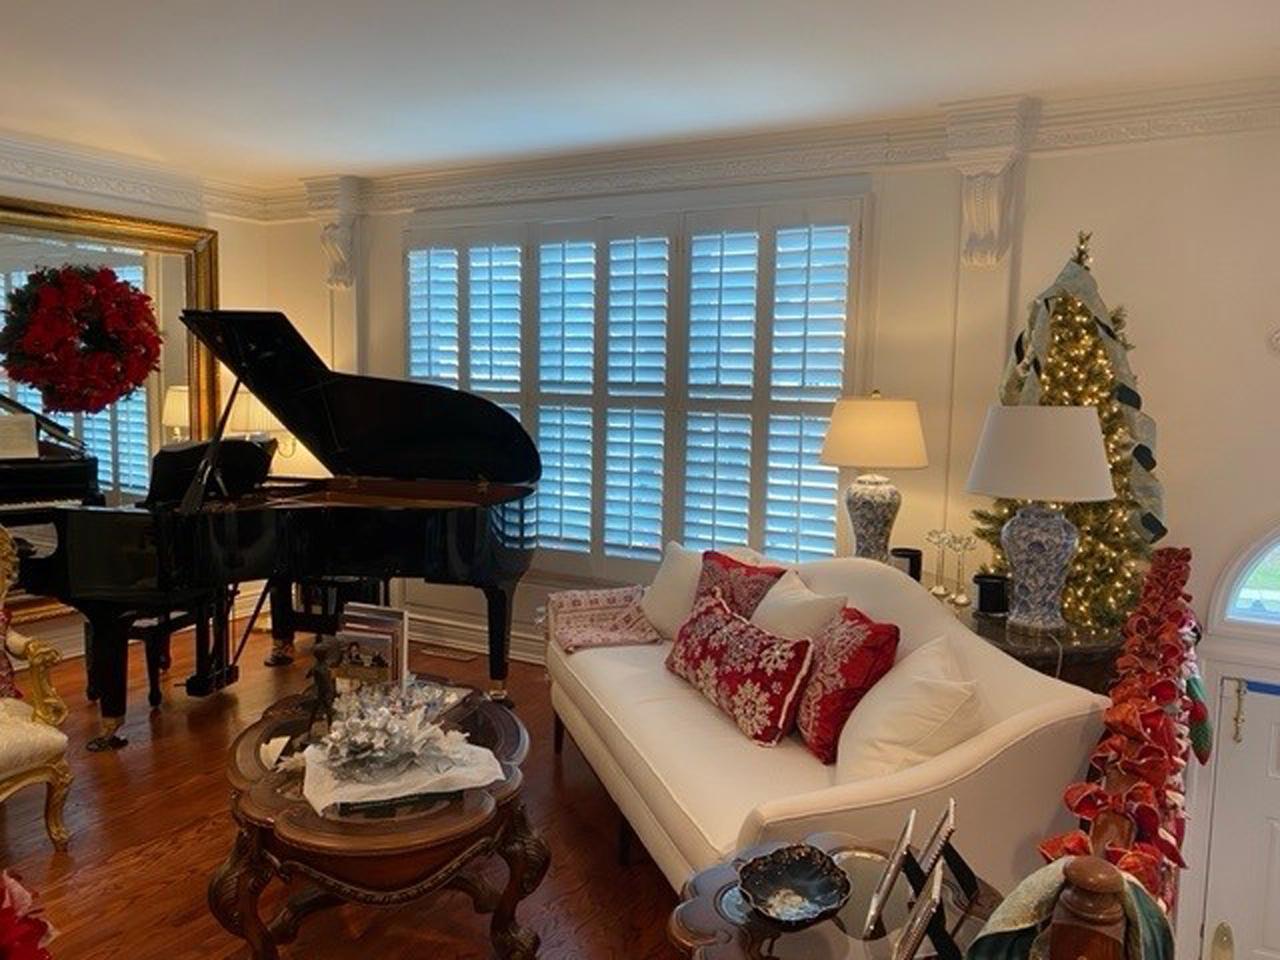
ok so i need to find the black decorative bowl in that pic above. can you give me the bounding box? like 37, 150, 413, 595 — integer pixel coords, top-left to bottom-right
736, 844, 852, 930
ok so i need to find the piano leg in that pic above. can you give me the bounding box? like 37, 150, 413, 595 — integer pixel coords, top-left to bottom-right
83, 621, 97, 702
265, 579, 296, 667
83, 608, 129, 751
482, 580, 516, 707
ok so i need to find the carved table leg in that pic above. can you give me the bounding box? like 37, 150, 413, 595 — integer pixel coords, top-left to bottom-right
268, 885, 343, 944
492, 802, 550, 960
208, 828, 277, 959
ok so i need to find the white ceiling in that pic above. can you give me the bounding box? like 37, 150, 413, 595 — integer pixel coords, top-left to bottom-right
2, 1, 1277, 186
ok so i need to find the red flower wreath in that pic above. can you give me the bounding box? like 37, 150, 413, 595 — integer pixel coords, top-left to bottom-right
0, 264, 161, 413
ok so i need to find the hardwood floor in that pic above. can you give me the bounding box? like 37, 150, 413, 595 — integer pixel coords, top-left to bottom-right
0, 629, 685, 959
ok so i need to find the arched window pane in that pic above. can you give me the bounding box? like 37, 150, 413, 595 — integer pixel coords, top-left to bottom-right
1228, 541, 1280, 625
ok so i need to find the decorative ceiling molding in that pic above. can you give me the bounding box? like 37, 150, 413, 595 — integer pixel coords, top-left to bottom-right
945, 97, 1038, 267
2, 77, 1277, 224
0, 131, 203, 214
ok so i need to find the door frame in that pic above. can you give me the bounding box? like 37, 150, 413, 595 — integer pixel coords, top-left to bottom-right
1179, 629, 1280, 957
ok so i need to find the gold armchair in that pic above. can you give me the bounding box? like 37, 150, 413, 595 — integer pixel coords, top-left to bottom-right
0, 527, 71, 850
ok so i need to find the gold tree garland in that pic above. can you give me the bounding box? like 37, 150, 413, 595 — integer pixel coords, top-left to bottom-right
972, 234, 1165, 629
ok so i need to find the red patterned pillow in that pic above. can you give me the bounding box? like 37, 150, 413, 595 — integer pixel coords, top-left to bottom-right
666, 590, 813, 745
694, 551, 786, 618
797, 607, 899, 763
0, 610, 21, 700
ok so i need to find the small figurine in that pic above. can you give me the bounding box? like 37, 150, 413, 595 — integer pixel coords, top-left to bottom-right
307, 640, 339, 733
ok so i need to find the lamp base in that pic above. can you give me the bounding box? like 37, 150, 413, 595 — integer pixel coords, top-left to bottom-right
1002, 504, 1078, 635
845, 474, 900, 563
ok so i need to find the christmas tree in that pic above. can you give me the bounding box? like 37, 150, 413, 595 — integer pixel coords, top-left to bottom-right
972, 234, 1165, 629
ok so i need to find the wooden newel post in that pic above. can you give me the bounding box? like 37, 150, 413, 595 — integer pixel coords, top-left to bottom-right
1049, 856, 1127, 960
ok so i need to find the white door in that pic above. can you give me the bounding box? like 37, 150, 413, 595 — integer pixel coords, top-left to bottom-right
1203, 677, 1280, 960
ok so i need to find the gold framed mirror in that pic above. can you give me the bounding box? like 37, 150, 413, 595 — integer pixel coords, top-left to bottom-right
0, 195, 220, 622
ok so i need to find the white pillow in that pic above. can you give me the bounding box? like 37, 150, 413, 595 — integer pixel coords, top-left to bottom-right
639, 542, 768, 639
835, 636, 983, 780
750, 570, 846, 640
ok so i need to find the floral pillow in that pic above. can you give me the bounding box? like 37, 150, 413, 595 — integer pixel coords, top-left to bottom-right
693, 551, 786, 619
0, 611, 21, 701
666, 590, 813, 746
796, 607, 899, 763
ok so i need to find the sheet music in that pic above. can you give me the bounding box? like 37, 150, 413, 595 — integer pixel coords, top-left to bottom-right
0, 413, 38, 460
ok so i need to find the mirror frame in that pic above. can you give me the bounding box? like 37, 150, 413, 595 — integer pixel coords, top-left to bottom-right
0, 194, 220, 436
0, 195, 220, 623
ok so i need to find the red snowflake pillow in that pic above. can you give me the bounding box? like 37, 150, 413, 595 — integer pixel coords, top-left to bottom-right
796, 607, 899, 763
666, 590, 813, 745
0, 611, 21, 701
694, 551, 786, 618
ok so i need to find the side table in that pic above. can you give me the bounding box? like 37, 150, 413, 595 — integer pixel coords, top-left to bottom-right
208, 689, 550, 959
959, 610, 1122, 694
669, 832, 1001, 959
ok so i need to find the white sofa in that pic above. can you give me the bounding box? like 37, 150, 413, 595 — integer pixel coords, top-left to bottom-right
547, 557, 1107, 895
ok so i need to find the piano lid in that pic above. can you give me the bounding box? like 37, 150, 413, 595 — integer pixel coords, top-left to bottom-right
180, 310, 541, 487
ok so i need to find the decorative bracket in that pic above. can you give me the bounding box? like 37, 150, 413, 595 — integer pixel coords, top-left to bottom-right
304, 175, 368, 289
945, 97, 1039, 267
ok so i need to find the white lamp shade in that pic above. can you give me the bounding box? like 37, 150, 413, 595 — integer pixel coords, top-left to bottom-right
820, 396, 928, 469
161, 385, 189, 429
228, 393, 280, 434
966, 405, 1115, 502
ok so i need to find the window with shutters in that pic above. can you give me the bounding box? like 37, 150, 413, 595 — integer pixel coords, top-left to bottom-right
405, 197, 858, 573
0, 256, 154, 499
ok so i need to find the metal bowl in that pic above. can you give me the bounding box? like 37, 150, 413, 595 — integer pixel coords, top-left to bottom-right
736, 844, 852, 930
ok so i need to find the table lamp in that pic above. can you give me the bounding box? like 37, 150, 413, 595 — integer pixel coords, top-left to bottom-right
820, 392, 928, 562
160, 385, 189, 441
966, 404, 1115, 634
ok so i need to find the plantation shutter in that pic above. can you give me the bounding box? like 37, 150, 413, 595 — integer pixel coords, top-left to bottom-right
468, 245, 522, 395
407, 248, 460, 387
688, 231, 758, 400
607, 237, 668, 395
538, 240, 595, 395
770, 225, 850, 402
536, 405, 593, 551
764, 413, 838, 561
684, 411, 752, 549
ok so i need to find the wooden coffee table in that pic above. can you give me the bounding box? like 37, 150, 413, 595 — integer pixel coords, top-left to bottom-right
208, 688, 549, 959
669, 832, 1000, 959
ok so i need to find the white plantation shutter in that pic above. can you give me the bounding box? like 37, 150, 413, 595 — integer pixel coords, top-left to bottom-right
604, 408, 664, 559
537, 405, 593, 551
607, 237, 668, 395
407, 248, 460, 386
404, 197, 859, 574
684, 411, 752, 549
539, 241, 595, 394
81, 408, 114, 488
469, 245, 522, 394
770, 225, 850, 402
765, 413, 838, 561
688, 231, 758, 399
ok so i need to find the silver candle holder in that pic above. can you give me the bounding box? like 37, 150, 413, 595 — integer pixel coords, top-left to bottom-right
948, 534, 977, 608
925, 529, 951, 600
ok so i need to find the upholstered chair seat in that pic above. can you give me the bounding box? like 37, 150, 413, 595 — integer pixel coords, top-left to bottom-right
0, 526, 73, 851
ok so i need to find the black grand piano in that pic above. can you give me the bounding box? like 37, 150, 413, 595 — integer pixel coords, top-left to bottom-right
18, 310, 540, 749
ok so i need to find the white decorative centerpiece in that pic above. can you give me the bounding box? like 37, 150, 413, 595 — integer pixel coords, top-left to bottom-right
302, 683, 502, 815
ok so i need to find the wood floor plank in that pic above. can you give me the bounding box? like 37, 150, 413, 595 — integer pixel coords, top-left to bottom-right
0, 629, 685, 959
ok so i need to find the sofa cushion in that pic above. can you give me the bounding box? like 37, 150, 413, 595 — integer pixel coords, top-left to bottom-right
547, 640, 832, 869
641, 542, 765, 639
835, 636, 983, 780
694, 551, 786, 618
796, 607, 899, 764
667, 591, 813, 745
749, 570, 846, 640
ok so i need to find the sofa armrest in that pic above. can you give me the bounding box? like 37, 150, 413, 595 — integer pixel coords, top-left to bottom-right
6, 629, 68, 728
737, 697, 1105, 895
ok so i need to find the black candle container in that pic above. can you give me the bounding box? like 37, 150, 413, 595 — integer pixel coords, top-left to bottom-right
974, 572, 1009, 616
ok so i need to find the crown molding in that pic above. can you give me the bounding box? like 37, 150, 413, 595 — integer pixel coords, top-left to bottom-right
3, 77, 1277, 224
0, 130, 204, 214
